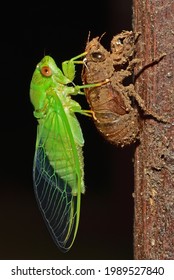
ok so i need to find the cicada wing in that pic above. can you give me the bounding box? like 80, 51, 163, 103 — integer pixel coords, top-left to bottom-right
33, 112, 81, 252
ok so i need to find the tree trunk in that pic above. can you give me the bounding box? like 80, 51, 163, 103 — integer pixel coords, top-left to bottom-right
133, 0, 174, 259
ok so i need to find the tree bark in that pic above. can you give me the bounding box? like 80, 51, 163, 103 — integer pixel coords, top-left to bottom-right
133, 0, 174, 259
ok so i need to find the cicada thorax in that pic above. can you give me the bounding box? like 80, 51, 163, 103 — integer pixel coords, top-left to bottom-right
110, 30, 137, 66
82, 31, 140, 147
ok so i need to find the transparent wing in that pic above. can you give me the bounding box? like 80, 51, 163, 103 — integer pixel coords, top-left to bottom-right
33, 110, 81, 252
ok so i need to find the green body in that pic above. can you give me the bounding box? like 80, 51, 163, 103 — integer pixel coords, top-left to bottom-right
30, 54, 91, 251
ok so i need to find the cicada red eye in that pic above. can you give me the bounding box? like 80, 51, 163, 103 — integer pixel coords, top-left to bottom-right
41, 66, 52, 77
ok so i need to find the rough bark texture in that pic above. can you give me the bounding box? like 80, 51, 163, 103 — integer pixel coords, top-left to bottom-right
133, 0, 174, 259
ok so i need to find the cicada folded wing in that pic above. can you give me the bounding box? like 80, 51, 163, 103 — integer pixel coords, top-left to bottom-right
33, 111, 82, 252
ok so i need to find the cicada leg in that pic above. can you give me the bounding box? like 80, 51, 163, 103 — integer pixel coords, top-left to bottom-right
74, 79, 110, 95
62, 52, 88, 81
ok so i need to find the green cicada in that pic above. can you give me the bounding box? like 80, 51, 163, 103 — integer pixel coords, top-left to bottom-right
30, 53, 97, 252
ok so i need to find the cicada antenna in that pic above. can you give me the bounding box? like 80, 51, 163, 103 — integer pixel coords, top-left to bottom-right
86, 31, 91, 44
98, 32, 106, 43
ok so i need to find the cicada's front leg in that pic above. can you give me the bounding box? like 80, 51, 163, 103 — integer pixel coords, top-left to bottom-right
62, 52, 87, 82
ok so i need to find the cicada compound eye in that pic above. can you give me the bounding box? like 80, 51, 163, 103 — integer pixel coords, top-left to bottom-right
41, 66, 52, 77
91, 51, 105, 62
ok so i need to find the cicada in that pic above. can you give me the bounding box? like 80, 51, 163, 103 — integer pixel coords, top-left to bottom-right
30, 53, 96, 252
82, 31, 166, 146
82, 31, 142, 147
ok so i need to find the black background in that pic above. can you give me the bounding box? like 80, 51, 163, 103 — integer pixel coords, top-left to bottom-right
0, 1, 135, 259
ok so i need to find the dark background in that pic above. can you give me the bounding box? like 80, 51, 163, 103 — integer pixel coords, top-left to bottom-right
0, 1, 135, 259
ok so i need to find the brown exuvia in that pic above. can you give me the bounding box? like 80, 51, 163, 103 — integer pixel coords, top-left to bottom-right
82, 30, 164, 147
